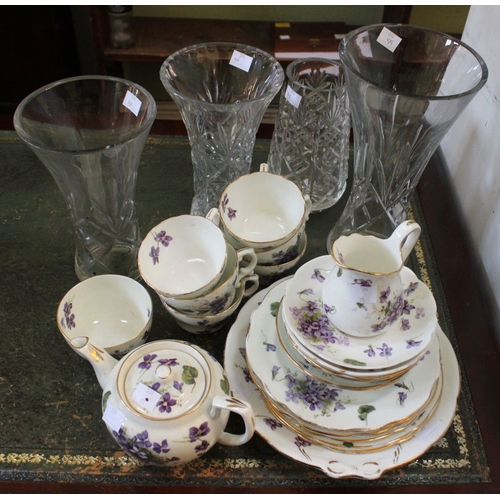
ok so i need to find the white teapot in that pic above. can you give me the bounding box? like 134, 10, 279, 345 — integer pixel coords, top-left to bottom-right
71, 337, 255, 466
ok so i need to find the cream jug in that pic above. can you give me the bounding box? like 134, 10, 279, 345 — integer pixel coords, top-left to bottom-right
322, 220, 421, 338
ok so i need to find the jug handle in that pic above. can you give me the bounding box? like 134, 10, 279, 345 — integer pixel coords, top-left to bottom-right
210, 395, 255, 446
390, 220, 421, 263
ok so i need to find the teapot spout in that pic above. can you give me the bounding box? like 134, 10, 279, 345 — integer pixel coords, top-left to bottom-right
70, 336, 117, 389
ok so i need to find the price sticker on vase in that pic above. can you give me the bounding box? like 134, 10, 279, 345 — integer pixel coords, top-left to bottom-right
377, 27, 402, 53
230, 50, 253, 72
285, 85, 302, 109
123, 90, 142, 116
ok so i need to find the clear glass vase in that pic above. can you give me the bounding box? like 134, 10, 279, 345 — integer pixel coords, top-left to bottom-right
327, 24, 488, 248
13, 76, 157, 280
160, 42, 284, 217
268, 58, 350, 212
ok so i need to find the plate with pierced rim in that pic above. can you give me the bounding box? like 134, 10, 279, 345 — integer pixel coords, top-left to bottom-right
282, 256, 437, 372
224, 279, 460, 480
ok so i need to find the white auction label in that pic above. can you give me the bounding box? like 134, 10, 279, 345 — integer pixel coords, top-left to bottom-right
377, 27, 402, 53
348, 282, 378, 304
285, 85, 302, 109
102, 402, 126, 433
122, 90, 142, 116
229, 50, 253, 72
279, 34, 291, 40
132, 382, 162, 412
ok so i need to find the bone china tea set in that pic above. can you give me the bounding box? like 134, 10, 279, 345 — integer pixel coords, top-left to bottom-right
16, 25, 486, 479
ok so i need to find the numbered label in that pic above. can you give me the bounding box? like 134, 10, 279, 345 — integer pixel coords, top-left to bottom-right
377, 27, 402, 53
123, 90, 142, 116
132, 382, 162, 412
285, 85, 302, 109
229, 50, 253, 72
102, 402, 126, 433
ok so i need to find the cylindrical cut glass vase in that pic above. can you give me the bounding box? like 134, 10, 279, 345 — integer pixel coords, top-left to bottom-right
327, 24, 488, 247
14, 76, 157, 280
160, 43, 284, 217
268, 58, 350, 212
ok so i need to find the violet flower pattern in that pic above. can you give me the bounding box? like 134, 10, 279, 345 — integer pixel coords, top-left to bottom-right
221, 194, 237, 220
61, 301, 76, 330
283, 372, 346, 417
289, 287, 349, 347
149, 230, 173, 265
188, 421, 212, 455
110, 427, 181, 464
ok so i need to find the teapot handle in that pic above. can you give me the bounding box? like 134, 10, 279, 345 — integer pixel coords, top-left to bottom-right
210, 395, 255, 446
390, 220, 421, 263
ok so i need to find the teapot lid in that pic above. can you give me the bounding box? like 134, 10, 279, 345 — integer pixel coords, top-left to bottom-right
116, 340, 210, 420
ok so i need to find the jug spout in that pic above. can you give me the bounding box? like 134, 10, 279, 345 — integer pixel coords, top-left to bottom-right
70, 336, 118, 389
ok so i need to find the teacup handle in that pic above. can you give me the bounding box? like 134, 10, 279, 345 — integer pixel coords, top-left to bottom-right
211, 395, 255, 447
235, 247, 258, 284
303, 194, 312, 220
240, 274, 259, 297
389, 220, 421, 263
206, 207, 220, 226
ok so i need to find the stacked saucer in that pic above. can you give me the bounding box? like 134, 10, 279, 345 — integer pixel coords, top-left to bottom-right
244, 255, 447, 454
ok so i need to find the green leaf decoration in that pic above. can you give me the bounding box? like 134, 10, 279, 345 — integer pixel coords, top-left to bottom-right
182, 365, 199, 385
358, 404, 376, 422
343, 442, 354, 448
102, 390, 111, 411
343, 358, 367, 367
337, 268, 343, 277
220, 375, 230, 395
270, 301, 280, 317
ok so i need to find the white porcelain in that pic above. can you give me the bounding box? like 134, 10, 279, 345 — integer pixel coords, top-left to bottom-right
161, 244, 257, 315
224, 282, 460, 480
57, 274, 153, 359
138, 211, 227, 299
323, 220, 421, 337
254, 232, 307, 278
161, 274, 259, 334
246, 278, 441, 433
282, 255, 437, 373
219, 163, 312, 250
275, 298, 402, 390
254, 226, 306, 265
70, 338, 255, 466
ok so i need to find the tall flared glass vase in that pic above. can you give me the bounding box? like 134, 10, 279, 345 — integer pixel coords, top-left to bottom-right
14, 76, 157, 281
160, 43, 284, 217
327, 24, 488, 249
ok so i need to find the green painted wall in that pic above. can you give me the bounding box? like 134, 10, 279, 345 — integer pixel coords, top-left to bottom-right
410, 5, 470, 34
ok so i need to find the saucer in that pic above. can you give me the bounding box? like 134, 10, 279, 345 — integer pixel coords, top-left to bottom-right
246, 278, 441, 433
224, 280, 460, 480
282, 256, 437, 372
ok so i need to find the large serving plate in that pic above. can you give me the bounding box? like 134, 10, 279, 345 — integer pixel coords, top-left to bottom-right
246, 279, 441, 433
282, 256, 437, 372
224, 280, 460, 480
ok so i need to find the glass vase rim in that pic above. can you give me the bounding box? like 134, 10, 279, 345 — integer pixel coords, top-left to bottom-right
13, 74, 158, 154
285, 57, 346, 92
159, 41, 285, 108
339, 23, 488, 101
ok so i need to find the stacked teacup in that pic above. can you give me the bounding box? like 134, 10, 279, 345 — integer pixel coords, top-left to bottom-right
138, 209, 259, 334
218, 164, 311, 281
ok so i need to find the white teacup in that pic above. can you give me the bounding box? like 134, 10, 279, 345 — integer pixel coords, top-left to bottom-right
57, 275, 153, 359
138, 211, 227, 298
219, 163, 311, 250
161, 244, 258, 315
162, 274, 259, 334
